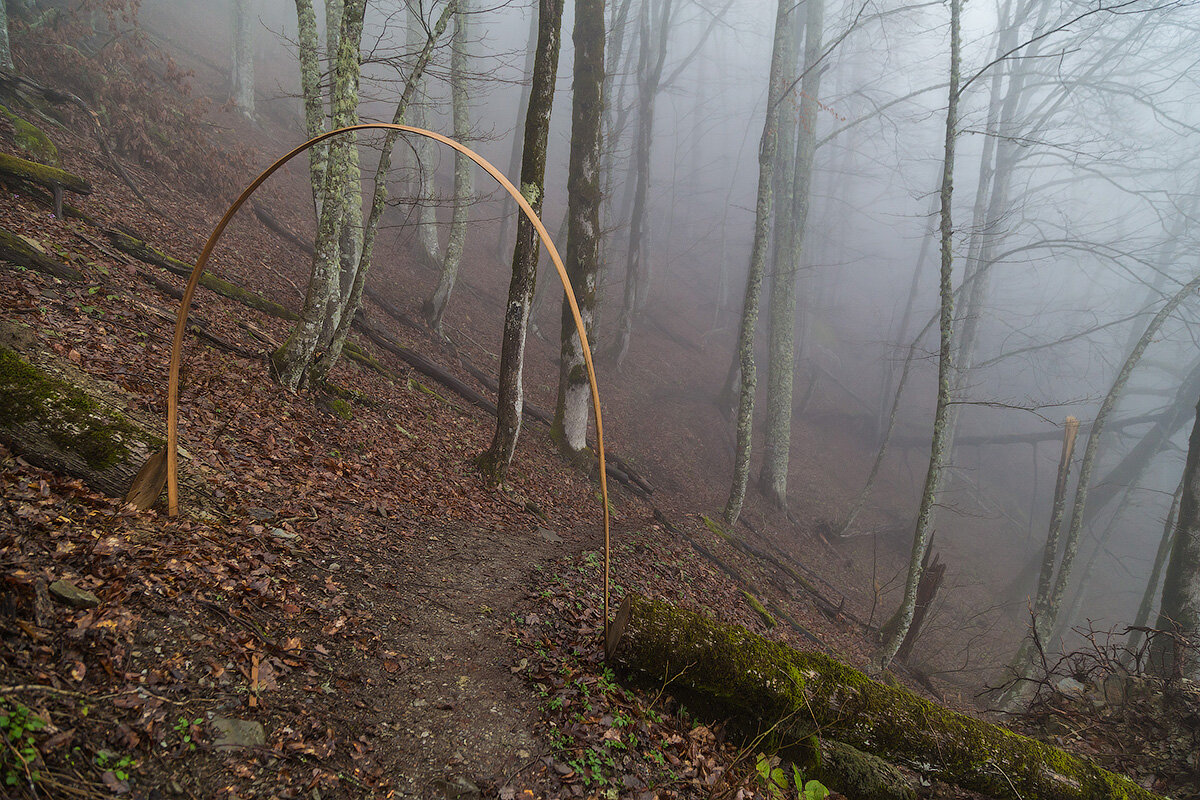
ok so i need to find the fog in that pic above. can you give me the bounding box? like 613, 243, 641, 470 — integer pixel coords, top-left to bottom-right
145, 0, 1200, 681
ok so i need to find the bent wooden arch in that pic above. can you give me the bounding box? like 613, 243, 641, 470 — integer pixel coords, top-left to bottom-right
165, 124, 612, 631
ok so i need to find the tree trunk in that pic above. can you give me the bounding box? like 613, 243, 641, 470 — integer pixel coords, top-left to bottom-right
293, 0, 328, 217
496, 3, 539, 257
1126, 477, 1181, 659
231, 0, 255, 119
997, 416, 1079, 710
1150, 395, 1200, 679
407, 8, 442, 269
759, 0, 823, 508
723, 0, 792, 526
424, 0, 473, 334
478, 0, 563, 484
607, 593, 1165, 800
876, 0, 960, 670
608, 0, 673, 368
1, 0, 13, 72
273, 0, 364, 390
305, 2, 455, 384
551, 0, 604, 456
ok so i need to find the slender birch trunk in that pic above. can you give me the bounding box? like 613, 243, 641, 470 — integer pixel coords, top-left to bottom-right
551, 0, 605, 456
877, 0, 960, 670
424, 0, 473, 334
759, 0, 823, 508
478, 0, 563, 484
1150, 396, 1200, 679
231, 0, 256, 118
723, 0, 792, 526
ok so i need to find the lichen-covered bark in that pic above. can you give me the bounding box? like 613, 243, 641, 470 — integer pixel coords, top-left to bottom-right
1151, 397, 1200, 678
877, 0, 960, 669
0, 327, 165, 500
315, 0, 456, 380
478, 0, 563, 484
610, 593, 1165, 800
759, 0, 823, 508
998, 416, 1079, 710
723, 0, 793, 525
551, 0, 604, 455
425, 0, 474, 334
274, 0, 364, 389
292, 0, 327, 216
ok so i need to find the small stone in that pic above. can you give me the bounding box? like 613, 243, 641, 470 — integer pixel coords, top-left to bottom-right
535, 527, 562, 544
49, 579, 100, 609
432, 776, 481, 799
211, 717, 265, 750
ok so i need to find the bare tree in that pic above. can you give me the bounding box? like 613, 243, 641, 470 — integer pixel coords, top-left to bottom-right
424, 0, 473, 334
608, 0, 675, 368
1150, 395, 1200, 679
478, 0, 564, 484
724, 0, 795, 525
759, 0, 825, 509
551, 0, 605, 456
876, 0, 960, 671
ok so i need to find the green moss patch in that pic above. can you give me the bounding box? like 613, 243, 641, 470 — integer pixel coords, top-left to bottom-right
0, 346, 154, 470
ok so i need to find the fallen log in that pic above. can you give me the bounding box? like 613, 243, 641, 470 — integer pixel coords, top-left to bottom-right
0, 151, 92, 217
0, 227, 83, 281
103, 229, 299, 321
608, 593, 1165, 800
0, 320, 168, 501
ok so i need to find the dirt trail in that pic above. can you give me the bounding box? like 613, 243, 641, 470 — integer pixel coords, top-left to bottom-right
334, 517, 597, 797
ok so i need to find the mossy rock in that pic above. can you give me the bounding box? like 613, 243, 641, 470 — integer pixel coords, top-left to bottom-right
0, 104, 60, 165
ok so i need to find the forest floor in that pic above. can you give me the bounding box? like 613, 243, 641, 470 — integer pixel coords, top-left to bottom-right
0, 7, 1193, 800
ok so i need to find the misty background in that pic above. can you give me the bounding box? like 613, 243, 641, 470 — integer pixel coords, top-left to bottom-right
143, 0, 1200, 686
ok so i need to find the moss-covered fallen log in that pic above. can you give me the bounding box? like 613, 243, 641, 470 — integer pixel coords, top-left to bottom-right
103, 229, 299, 321
0, 151, 92, 217
0, 322, 165, 500
608, 593, 1165, 800
0, 151, 91, 195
